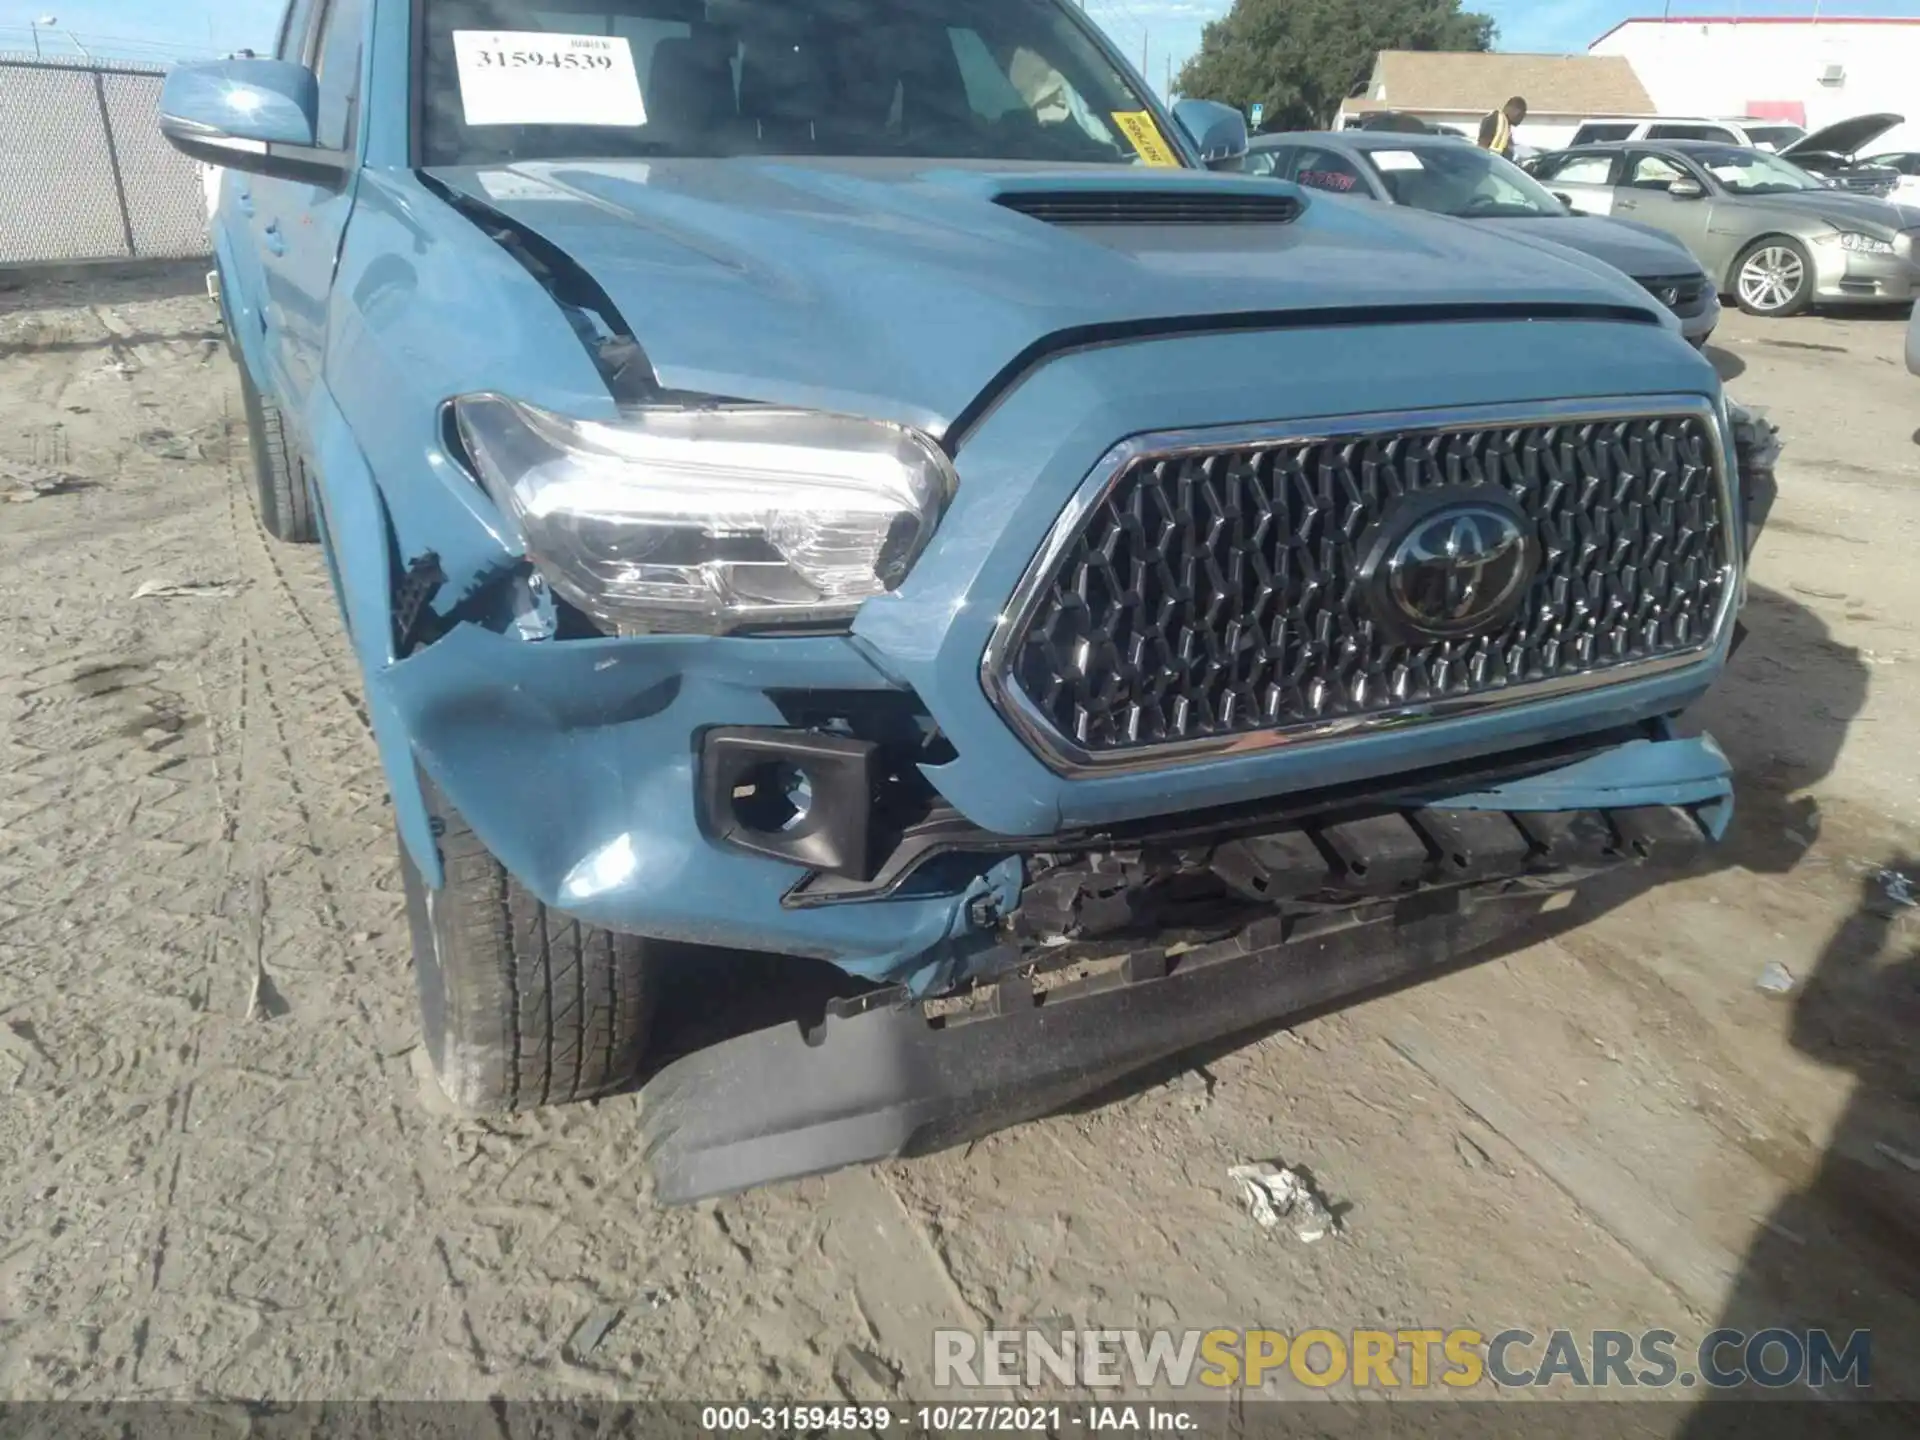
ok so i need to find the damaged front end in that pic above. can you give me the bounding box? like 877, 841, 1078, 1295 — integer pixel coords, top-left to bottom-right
347, 268, 1770, 1197
373, 374, 1767, 999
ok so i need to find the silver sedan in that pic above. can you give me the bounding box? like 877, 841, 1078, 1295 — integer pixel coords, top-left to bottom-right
1245, 131, 1720, 345
1526, 140, 1920, 317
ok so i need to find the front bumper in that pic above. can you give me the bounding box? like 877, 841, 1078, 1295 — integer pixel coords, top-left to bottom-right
383, 614, 1736, 989
1813, 244, 1920, 303
384, 318, 1741, 989
1679, 289, 1720, 345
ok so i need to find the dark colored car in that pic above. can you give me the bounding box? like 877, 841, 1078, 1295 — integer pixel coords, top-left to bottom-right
1859, 150, 1920, 206
1776, 112, 1906, 198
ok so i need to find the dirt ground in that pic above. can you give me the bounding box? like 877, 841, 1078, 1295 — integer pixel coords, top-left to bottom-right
1, 264, 1916, 1418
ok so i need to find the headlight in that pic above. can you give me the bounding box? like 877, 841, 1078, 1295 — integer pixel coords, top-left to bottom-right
1830, 231, 1895, 255
452, 394, 954, 635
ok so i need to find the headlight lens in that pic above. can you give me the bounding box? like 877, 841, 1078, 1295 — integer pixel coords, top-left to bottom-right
452, 395, 954, 634
1832, 231, 1895, 255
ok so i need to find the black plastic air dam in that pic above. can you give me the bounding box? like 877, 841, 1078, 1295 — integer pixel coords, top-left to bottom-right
639, 881, 1596, 1204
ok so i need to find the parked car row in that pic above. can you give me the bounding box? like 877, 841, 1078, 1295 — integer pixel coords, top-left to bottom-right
1246, 131, 1721, 345
160, 0, 1771, 1197
1566, 112, 1909, 198
1524, 140, 1920, 317
1250, 116, 1919, 324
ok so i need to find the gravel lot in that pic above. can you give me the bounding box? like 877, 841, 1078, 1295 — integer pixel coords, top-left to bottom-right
1, 264, 1916, 1417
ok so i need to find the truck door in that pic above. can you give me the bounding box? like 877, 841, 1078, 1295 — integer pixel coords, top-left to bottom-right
222, 0, 315, 384
251, 0, 367, 443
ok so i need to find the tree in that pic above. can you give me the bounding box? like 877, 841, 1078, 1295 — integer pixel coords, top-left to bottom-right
1176, 0, 1496, 134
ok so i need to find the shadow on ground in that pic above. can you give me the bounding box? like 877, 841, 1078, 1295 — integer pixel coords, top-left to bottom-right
1675, 852, 1920, 1429
1810, 300, 1917, 325
1706, 344, 1746, 381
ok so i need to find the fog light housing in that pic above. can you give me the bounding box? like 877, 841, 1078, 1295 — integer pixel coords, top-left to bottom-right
699, 728, 879, 878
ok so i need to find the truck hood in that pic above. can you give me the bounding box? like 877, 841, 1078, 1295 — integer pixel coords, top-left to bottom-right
1474, 214, 1705, 281
1780, 112, 1904, 163
425, 157, 1664, 436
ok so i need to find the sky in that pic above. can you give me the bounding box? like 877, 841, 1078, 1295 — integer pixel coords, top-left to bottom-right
6, 0, 1920, 94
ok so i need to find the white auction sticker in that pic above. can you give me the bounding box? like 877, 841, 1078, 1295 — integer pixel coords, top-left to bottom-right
1371, 150, 1424, 171
452, 31, 647, 128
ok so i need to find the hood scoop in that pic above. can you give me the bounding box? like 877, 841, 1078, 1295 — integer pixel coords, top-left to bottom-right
993, 189, 1304, 227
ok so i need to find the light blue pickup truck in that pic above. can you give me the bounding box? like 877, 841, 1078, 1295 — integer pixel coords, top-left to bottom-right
162, 0, 1769, 1199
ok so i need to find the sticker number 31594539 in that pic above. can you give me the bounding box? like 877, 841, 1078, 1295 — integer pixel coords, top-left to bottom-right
468, 48, 614, 70
452, 31, 648, 128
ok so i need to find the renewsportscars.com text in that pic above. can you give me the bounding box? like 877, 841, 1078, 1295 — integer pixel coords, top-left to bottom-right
933, 1327, 1871, 1392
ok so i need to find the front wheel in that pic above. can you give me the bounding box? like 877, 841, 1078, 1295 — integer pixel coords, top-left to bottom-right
236, 359, 317, 542
1733, 238, 1814, 317
399, 772, 659, 1112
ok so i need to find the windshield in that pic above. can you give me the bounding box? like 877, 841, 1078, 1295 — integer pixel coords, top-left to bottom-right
1743, 125, 1805, 153
1361, 143, 1565, 218
418, 0, 1172, 167
1690, 145, 1823, 195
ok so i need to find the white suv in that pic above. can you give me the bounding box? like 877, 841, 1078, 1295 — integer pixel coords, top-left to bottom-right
1568, 117, 1808, 151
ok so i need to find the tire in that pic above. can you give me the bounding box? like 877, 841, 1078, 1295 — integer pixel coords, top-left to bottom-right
1732, 237, 1814, 318
237, 359, 317, 543
399, 771, 658, 1113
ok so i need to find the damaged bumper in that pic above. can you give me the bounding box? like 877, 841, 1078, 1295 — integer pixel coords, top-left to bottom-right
640, 794, 1716, 1202
379, 608, 1735, 990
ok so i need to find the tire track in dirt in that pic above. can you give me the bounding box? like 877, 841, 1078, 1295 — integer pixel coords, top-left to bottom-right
0, 285, 956, 1399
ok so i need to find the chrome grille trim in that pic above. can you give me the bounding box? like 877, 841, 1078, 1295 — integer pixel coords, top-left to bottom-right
980, 396, 1741, 778
1638, 273, 1709, 316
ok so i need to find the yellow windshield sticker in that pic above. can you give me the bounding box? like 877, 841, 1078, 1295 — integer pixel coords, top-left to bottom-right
1111, 111, 1180, 167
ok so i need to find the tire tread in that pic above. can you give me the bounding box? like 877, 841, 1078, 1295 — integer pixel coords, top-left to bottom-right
237, 360, 318, 543
402, 777, 654, 1112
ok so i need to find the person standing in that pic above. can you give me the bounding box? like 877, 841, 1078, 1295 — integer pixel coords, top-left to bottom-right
1478, 96, 1527, 158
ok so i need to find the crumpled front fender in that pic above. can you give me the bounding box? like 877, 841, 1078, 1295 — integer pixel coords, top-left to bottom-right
369, 622, 1021, 986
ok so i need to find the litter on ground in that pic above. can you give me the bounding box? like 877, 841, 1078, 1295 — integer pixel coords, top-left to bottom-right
1228, 1162, 1339, 1243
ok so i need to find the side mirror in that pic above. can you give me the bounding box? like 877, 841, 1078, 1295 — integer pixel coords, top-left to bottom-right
1172, 99, 1250, 171
1668, 177, 1705, 199
160, 59, 343, 186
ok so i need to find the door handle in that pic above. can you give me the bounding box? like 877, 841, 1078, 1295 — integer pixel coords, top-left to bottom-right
264, 222, 286, 257
236, 186, 253, 217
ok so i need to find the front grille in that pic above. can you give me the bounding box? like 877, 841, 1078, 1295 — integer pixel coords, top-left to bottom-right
992, 410, 1733, 767
1832, 172, 1896, 196
1639, 273, 1708, 317
993, 191, 1304, 226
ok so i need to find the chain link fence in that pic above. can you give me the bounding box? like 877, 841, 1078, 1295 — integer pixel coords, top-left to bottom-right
0, 54, 209, 266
